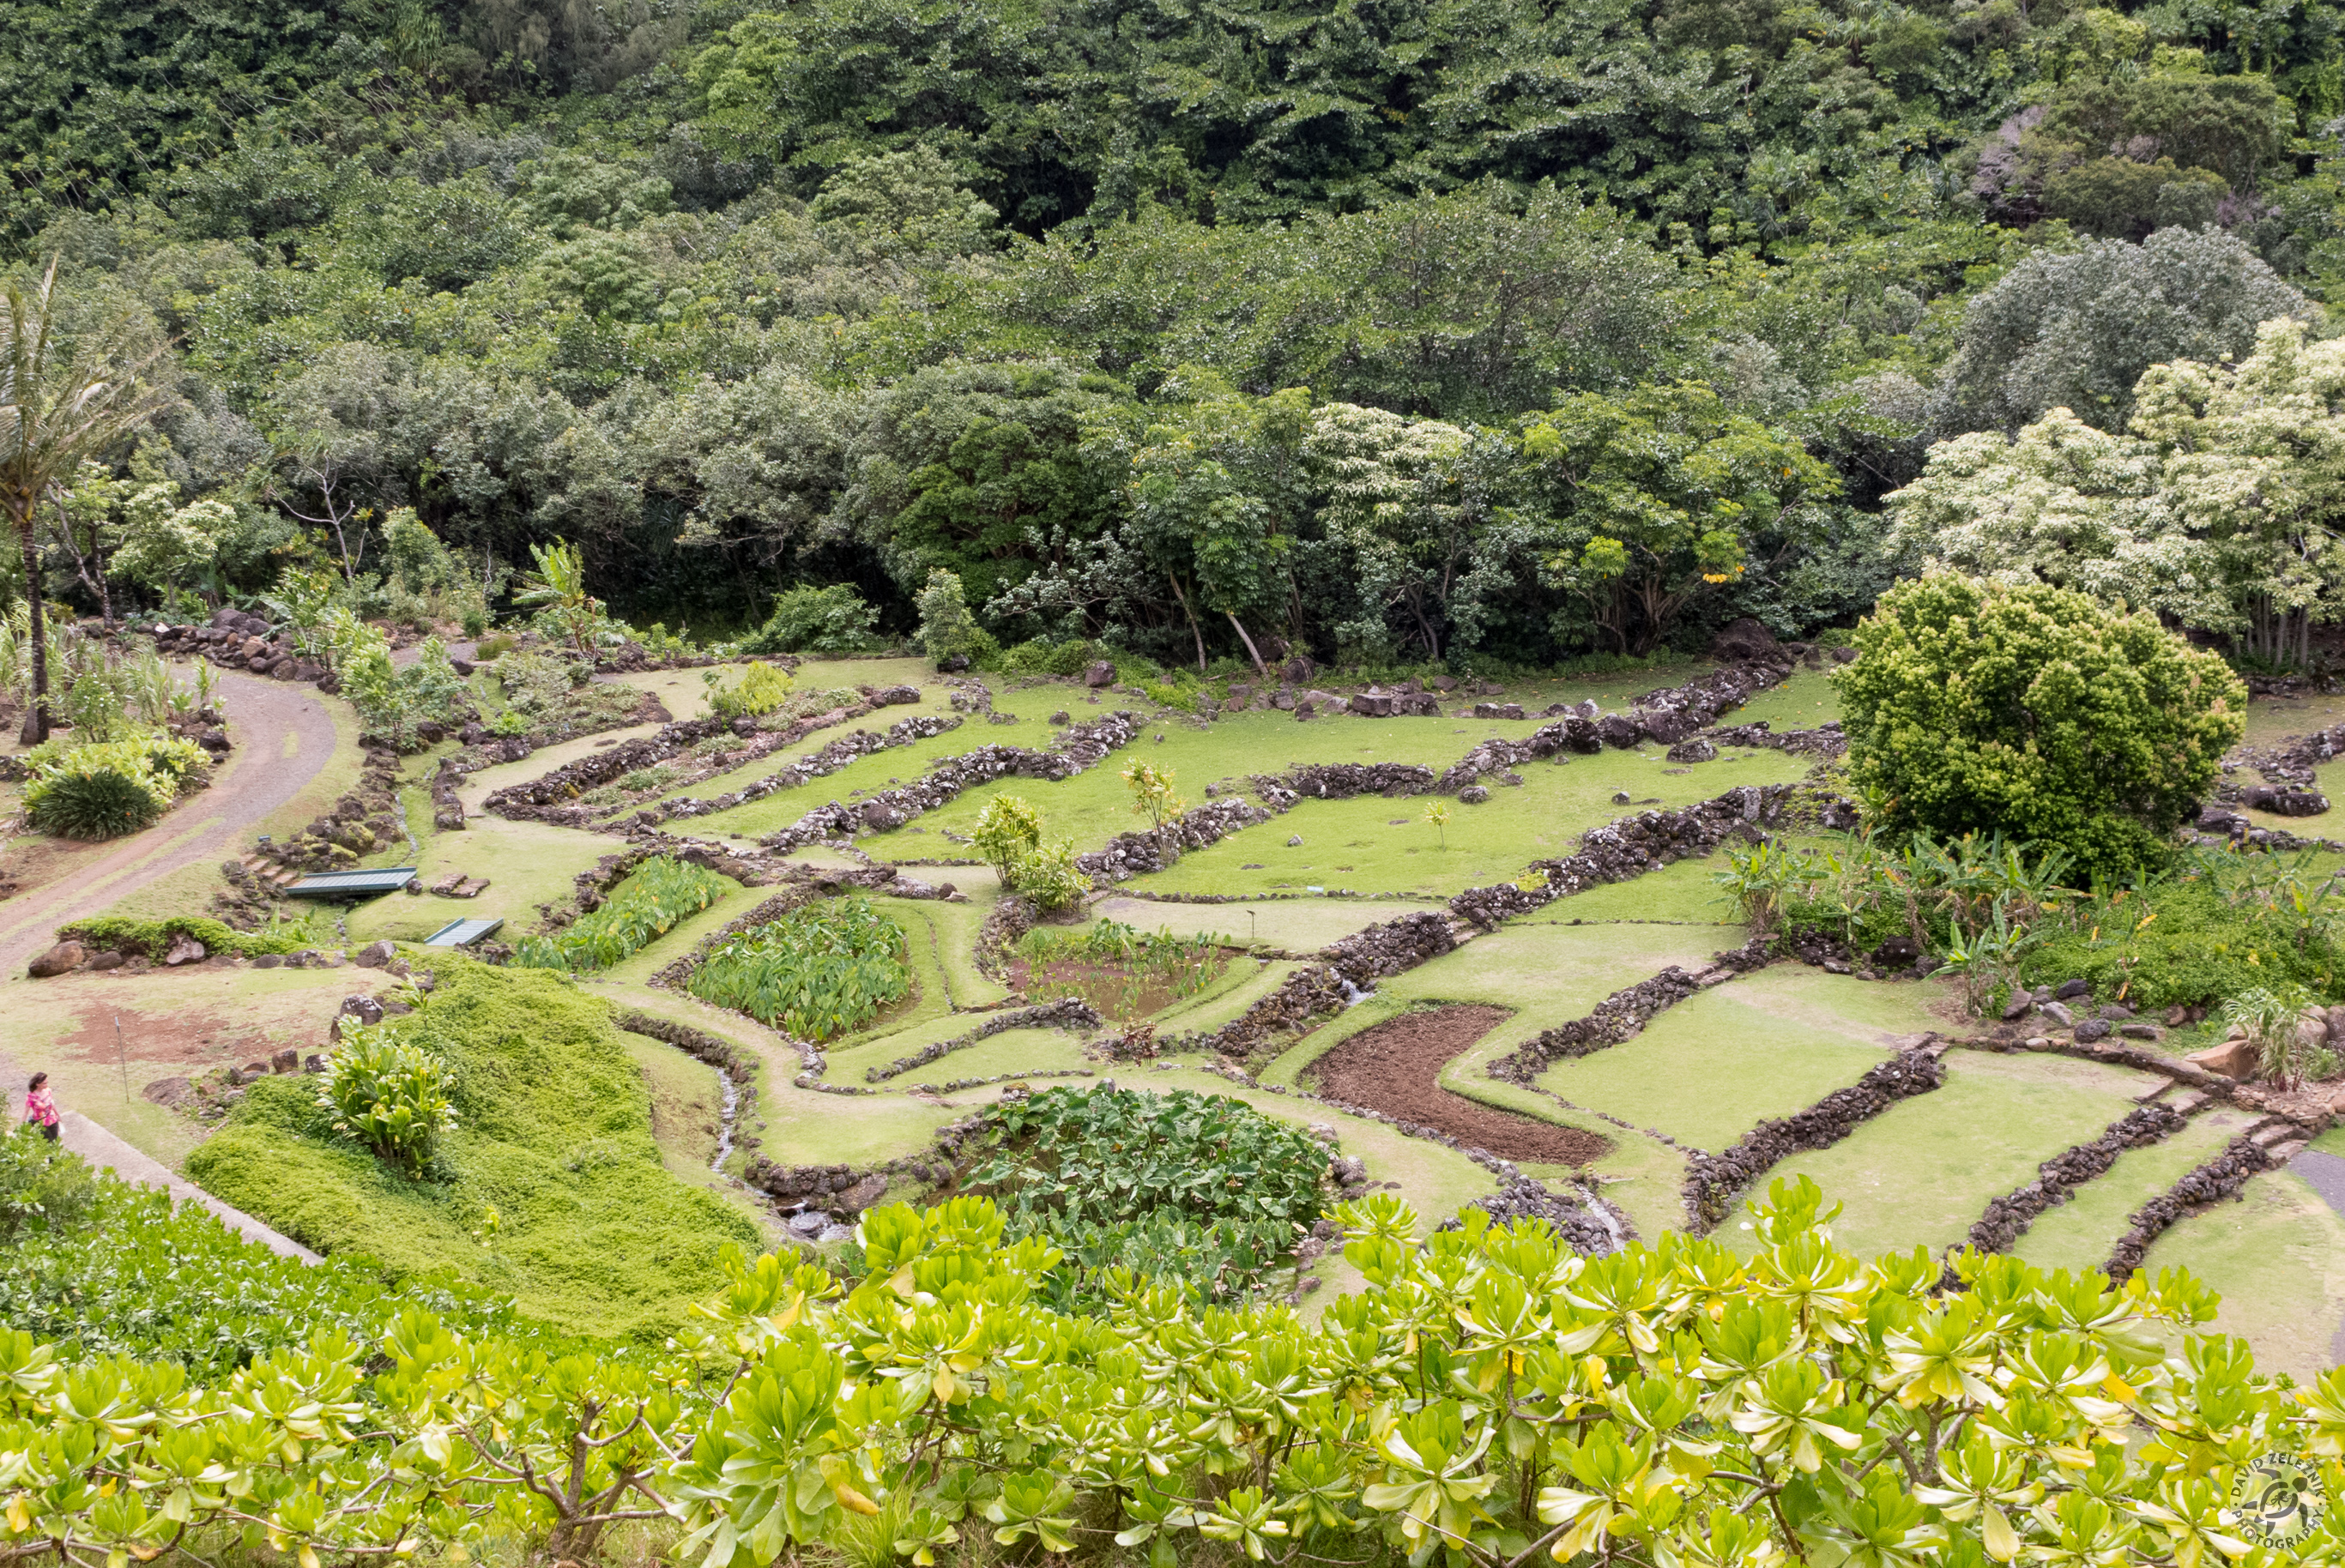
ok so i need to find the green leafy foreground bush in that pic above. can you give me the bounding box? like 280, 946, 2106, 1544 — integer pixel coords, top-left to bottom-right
687, 893, 910, 1039
512, 855, 729, 972
2, 1179, 2332, 1568
186, 957, 759, 1340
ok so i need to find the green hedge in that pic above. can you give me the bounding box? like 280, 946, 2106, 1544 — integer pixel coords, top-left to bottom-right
54, 914, 309, 961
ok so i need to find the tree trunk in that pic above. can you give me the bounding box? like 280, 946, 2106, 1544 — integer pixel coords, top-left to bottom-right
1225, 612, 1268, 677
16, 518, 49, 744
1166, 572, 1206, 673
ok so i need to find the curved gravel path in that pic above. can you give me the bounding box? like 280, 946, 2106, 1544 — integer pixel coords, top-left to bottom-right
0, 670, 341, 979
0, 668, 342, 1263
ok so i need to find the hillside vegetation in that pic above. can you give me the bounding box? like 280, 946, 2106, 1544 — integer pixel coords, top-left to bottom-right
186, 958, 761, 1339
10, 0, 2345, 668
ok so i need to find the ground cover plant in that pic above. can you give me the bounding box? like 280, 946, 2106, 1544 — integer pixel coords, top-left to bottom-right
52, 913, 312, 959
184, 958, 761, 1340
511, 854, 729, 972
1010, 918, 1229, 1019
686, 893, 912, 1039
964, 1083, 1327, 1307
0, 1147, 517, 1378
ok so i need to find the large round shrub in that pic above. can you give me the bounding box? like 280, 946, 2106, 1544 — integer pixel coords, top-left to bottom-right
1836, 575, 2244, 877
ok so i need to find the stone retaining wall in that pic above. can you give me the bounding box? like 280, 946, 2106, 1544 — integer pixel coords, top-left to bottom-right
1487, 936, 1772, 1083
1683, 1046, 1947, 1230
2106, 1136, 2275, 1283
1964, 1103, 2188, 1256
755, 711, 1142, 852
861, 998, 1104, 1083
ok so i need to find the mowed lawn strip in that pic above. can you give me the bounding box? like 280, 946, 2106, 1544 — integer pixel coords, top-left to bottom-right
2012, 1104, 2263, 1274
1746, 1051, 2150, 1260
2143, 1169, 2345, 1381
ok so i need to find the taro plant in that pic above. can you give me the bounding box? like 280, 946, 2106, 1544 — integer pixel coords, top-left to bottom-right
686, 894, 910, 1039
318, 1031, 458, 1179
968, 1084, 1329, 1229
1014, 919, 1227, 1013
513, 856, 728, 973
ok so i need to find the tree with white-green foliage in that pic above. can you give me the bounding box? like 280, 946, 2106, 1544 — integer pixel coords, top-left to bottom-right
1889, 317, 2345, 665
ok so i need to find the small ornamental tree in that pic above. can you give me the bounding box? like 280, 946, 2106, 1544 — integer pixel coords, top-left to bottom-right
1121, 761, 1183, 831
914, 566, 988, 665
971, 793, 1043, 883
1837, 576, 2244, 878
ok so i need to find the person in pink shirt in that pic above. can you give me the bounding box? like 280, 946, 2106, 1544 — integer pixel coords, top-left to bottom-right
22, 1072, 58, 1142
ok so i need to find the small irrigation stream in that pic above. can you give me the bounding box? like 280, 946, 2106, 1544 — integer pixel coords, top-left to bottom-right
710, 1070, 740, 1172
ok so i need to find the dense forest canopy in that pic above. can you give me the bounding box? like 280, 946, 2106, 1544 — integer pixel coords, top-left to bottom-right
7, 0, 2344, 666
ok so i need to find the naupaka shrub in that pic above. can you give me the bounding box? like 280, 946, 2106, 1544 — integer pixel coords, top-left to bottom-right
6, 1178, 2341, 1568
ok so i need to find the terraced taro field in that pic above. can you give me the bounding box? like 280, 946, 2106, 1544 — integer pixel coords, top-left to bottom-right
23, 649, 2345, 1374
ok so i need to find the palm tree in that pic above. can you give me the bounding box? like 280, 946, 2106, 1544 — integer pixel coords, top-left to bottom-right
0, 262, 166, 741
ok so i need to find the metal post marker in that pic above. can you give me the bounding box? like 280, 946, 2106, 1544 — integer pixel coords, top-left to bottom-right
112, 1016, 129, 1101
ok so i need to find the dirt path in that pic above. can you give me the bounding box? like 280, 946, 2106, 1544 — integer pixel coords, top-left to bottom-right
0, 671, 341, 978
2286, 1149, 2345, 1362
1307, 1004, 1613, 1164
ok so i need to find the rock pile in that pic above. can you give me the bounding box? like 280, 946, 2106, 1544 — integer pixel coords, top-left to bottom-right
1171, 912, 1460, 1060
1079, 798, 1277, 880
2105, 1135, 2275, 1284
147, 609, 325, 683
1444, 1179, 1625, 1256
260, 745, 410, 872
862, 998, 1104, 1083
646, 712, 960, 826
1701, 721, 1848, 758
1488, 937, 1771, 1083
1275, 762, 1441, 799
485, 706, 871, 825
1683, 1046, 1946, 1229
1448, 785, 1792, 927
